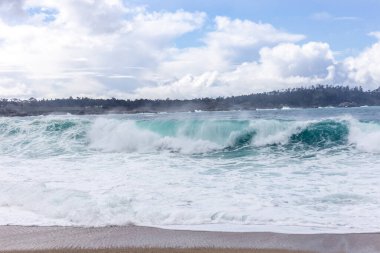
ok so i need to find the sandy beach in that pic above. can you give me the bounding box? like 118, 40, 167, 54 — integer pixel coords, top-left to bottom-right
0, 225, 379, 253
0, 248, 312, 253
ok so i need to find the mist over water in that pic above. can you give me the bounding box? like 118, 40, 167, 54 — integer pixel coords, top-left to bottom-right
1, 107, 380, 233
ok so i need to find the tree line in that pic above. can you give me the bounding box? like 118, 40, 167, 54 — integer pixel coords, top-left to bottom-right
1, 85, 380, 116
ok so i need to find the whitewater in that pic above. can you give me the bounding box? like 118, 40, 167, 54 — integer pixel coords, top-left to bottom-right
1, 107, 380, 233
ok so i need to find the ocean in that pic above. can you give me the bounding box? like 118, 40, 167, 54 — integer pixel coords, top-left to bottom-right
0, 107, 380, 233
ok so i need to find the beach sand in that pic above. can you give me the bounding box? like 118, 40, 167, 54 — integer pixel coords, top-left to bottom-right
0, 225, 379, 253
0, 248, 312, 253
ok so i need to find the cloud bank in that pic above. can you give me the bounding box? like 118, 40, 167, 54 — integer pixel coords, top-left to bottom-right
0, 0, 378, 99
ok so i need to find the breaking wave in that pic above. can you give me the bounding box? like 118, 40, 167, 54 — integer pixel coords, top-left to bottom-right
1, 112, 380, 232
85, 117, 380, 154
0, 116, 380, 155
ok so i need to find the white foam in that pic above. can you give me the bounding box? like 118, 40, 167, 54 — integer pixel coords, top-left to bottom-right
89, 119, 159, 153
348, 119, 380, 153
248, 119, 307, 146
1, 114, 380, 233
88, 118, 220, 154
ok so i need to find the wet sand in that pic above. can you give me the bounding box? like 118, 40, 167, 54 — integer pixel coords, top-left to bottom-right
0, 249, 311, 253
0, 225, 379, 253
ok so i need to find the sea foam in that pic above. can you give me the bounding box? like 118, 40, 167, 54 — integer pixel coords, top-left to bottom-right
1, 110, 380, 233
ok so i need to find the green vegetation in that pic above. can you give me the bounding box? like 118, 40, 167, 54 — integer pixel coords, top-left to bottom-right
1, 85, 379, 116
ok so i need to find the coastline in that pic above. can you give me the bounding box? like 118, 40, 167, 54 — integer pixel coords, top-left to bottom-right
0, 225, 379, 253
0, 105, 372, 118
0, 85, 375, 117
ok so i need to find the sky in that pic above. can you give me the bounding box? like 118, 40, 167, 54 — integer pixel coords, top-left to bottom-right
0, 0, 379, 99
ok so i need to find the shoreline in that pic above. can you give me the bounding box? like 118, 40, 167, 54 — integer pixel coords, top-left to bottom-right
0, 225, 379, 253
0, 85, 375, 117
156, 224, 380, 234
0, 106, 372, 118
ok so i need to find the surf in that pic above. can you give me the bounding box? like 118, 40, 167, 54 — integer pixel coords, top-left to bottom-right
1, 109, 380, 233
1, 115, 380, 156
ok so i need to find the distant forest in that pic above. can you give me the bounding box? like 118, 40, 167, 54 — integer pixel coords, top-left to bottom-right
1, 85, 380, 116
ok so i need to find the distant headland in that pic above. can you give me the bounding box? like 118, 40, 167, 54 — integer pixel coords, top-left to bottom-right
1, 85, 380, 116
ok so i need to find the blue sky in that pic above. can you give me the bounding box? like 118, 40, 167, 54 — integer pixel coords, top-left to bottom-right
0, 0, 379, 99
133, 0, 380, 58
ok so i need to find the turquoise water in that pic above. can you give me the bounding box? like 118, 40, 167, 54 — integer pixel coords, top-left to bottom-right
0, 107, 380, 233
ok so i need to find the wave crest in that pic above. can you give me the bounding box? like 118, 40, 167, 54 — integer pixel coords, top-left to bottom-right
88, 118, 221, 154
1, 116, 380, 155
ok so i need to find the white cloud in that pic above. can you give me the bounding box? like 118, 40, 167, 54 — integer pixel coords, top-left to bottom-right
0, 77, 31, 98
343, 39, 380, 89
0, 0, 206, 98
131, 10, 205, 41
136, 42, 336, 99
0, 0, 377, 99
25, 0, 129, 33
0, 0, 27, 24
205, 16, 305, 50
257, 42, 334, 78
135, 72, 221, 99
152, 16, 305, 82
369, 31, 380, 40
311, 12, 333, 21
311, 11, 358, 21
